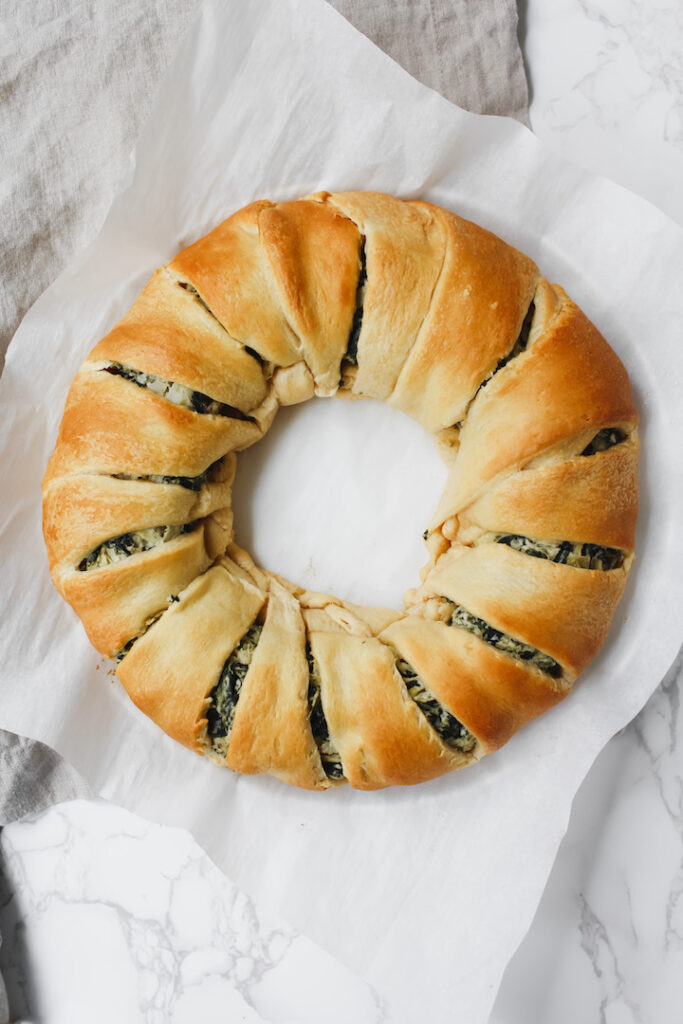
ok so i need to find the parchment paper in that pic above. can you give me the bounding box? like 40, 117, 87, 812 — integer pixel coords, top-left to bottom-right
0, 1, 681, 1020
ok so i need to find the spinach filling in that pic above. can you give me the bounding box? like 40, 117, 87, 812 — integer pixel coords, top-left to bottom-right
492, 533, 624, 571
447, 602, 562, 679
102, 361, 254, 421
78, 522, 196, 572
451, 300, 536, 431
244, 345, 264, 366
581, 428, 627, 456
113, 595, 179, 663
114, 637, 137, 664
395, 658, 475, 753
177, 281, 264, 366
342, 239, 367, 369
177, 279, 223, 325
476, 299, 536, 399
306, 642, 344, 779
205, 621, 263, 756
112, 466, 212, 492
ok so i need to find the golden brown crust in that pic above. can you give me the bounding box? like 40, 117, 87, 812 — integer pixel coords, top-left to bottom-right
59, 527, 215, 658
380, 615, 566, 753
226, 581, 329, 790
272, 361, 316, 406
117, 562, 266, 751
389, 205, 539, 432
91, 269, 268, 412
421, 543, 627, 676
315, 191, 447, 399
333, 601, 404, 636
309, 629, 462, 789
42, 457, 235, 571
42, 191, 639, 790
454, 437, 639, 551
258, 199, 361, 395
169, 201, 301, 368
46, 364, 263, 481
431, 291, 637, 526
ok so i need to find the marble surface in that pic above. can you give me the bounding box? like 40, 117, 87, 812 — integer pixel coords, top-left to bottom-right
1, 2, 682, 1022
522, 0, 683, 224
491, 2, 683, 1021
0, 801, 382, 1024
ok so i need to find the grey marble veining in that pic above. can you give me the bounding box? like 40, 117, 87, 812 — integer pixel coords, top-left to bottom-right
0, 801, 383, 1023
491, 651, 683, 1023
491, 3, 683, 1019
0, 798, 385, 1024
523, 0, 683, 223
549, 0, 683, 144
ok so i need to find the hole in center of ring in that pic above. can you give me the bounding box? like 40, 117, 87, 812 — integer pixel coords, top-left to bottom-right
230, 395, 449, 608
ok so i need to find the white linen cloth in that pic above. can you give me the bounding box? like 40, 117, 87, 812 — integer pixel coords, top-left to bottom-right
0, 0, 527, 366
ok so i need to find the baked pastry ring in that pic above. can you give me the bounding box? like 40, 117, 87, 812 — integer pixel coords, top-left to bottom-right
42, 191, 639, 790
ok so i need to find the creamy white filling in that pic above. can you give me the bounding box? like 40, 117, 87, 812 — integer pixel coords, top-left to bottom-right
395, 657, 475, 752
101, 361, 251, 419
203, 622, 263, 761
78, 524, 191, 572
447, 602, 562, 678
478, 532, 624, 571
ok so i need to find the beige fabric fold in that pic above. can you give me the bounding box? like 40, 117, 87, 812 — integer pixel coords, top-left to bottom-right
0, 0, 528, 368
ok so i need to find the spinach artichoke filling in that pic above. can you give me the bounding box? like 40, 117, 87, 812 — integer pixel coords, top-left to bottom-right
306, 642, 344, 779
176, 279, 222, 324
112, 466, 212, 492
114, 637, 137, 664
489, 533, 624, 571
205, 621, 263, 758
177, 280, 265, 366
476, 299, 536, 398
244, 345, 264, 365
342, 239, 367, 368
581, 427, 627, 456
102, 361, 254, 421
113, 595, 179, 663
446, 602, 562, 679
78, 522, 196, 572
452, 300, 536, 431
395, 658, 475, 753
